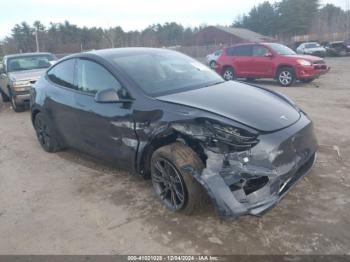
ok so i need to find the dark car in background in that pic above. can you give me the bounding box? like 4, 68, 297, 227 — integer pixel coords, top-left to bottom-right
30, 48, 317, 218
0, 52, 57, 112
324, 41, 350, 56
216, 43, 329, 86
296, 42, 326, 57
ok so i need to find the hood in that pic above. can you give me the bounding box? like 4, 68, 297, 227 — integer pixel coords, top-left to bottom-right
157, 81, 301, 132
8, 68, 47, 82
286, 54, 324, 62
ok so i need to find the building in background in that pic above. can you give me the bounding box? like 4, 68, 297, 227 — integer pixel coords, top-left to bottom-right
192, 25, 276, 46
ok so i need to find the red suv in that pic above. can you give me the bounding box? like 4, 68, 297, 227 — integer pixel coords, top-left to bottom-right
216, 43, 330, 86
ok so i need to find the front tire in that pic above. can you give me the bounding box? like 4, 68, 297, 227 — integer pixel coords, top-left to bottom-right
151, 142, 206, 215
209, 60, 217, 69
277, 67, 295, 87
222, 67, 235, 81
11, 96, 25, 112
0, 90, 10, 102
34, 112, 62, 153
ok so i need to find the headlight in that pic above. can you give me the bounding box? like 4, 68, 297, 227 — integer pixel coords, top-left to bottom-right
209, 123, 259, 151
297, 59, 312, 67
13, 80, 30, 87
12, 80, 31, 91
171, 120, 259, 153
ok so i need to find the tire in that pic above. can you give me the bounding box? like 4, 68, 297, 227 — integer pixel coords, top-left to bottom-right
0, 90, 10, 102
209, 60, 217, 69
339, 49, 347, 56
300, 78, 314, 83
222, 67, 235, 81
33, 112, 62, 153
277, 67, 296, 87
151, 142, 206, 215
11, 96, 25, 112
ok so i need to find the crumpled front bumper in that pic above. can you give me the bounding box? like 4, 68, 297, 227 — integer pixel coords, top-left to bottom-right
185, 114, 318, 218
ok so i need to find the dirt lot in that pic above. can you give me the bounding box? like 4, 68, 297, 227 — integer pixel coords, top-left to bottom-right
0, 57, 349, 255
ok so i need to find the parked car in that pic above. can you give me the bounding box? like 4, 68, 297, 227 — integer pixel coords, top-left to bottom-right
0, 52, 57, 112
296, 42, 326, 57
216, 43, 330, 86
324, 41, 350, 56
31, 48, 317, 218
206, 49, 222, 68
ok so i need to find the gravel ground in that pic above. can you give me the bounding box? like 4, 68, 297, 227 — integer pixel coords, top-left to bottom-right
0, 57, 349, 255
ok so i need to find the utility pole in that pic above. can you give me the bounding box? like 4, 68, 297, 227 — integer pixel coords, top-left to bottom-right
35, 29, 39, 52
346, 0, 350, 38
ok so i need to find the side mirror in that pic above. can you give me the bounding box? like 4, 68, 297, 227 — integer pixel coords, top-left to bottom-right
95, 88, 133, 103
264, 52, 273, 58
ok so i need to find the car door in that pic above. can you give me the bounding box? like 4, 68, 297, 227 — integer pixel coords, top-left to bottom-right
45, 58, 81, 146
231, 45, 253, 77
73, 58, 137, 171
0, 59, 9, 96
250, 45, 275, 78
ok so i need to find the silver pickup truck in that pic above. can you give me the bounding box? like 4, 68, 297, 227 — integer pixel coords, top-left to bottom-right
0, 52, 57, 112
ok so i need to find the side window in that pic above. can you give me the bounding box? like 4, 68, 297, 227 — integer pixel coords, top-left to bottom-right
47, 59, 76, 89
234, 45, 253, 56
76, 59, 122, 95
226, 47, 235, 56
252, 46, 269, 57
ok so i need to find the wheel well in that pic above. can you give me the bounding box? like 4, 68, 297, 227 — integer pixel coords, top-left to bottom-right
275, 65, 295, 79
222, 65, 233, 71
139, 131, 207, 179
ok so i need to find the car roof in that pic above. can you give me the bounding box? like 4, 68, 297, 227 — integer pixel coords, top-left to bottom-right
4, 52, 55, 59
225, 42, 278, 49
329, 41, 344, 44
86, 47, 180, 59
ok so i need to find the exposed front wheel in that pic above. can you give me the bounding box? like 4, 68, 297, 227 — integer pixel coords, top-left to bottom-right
222, 67, 235, 81
151, 143, 206, 214
34, 112, 62, 153
277, 68, 295, 87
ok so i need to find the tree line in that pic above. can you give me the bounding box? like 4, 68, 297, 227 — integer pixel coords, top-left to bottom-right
0, 21, 203, 55
234, 0, 350, 39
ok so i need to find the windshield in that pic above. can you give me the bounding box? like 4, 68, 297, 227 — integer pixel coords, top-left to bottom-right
8, 55, 56, 72
112, 52, 224, 96
305, 43, 320, 48
267, 43, 296, 55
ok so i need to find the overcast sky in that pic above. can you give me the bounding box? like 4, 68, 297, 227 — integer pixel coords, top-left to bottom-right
1, 0, 348, 38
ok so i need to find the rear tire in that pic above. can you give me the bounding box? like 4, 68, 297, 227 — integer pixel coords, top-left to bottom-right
222, 67, 235, 81
34, 112, 62, 153
277, 67, 296, 87
151, 142, 206, 215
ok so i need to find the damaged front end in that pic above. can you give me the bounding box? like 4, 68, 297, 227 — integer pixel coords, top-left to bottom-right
172, 114, 318, 219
